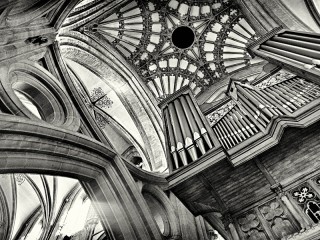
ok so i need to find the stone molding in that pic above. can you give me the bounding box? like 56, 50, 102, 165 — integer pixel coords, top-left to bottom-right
0, 113, 163, 240
0, 60, 80, 131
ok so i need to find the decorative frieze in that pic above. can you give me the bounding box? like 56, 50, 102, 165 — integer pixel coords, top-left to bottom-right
206, 100, 236, 126
256, 70, 296, 89
233, 196, 300, 240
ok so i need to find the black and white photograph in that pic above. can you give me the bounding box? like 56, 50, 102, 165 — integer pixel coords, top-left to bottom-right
0, 0, 319, 239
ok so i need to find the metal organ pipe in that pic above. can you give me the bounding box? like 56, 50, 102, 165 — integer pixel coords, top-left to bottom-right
260, 45, 315, 64
164, 108, 179, 169
162, 90, 218, 171
185, 95, 213, 149
168, 102, 188, 166
281, 33, 320, 45
264, 40, 320, 60
179, 96, 206, 155
173, 99, 198, 161
271, 36, 320, 51
256, 31, 320, 68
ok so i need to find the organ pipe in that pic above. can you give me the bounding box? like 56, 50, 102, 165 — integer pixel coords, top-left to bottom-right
160, 89, 216, 171
211, 76, 320, 151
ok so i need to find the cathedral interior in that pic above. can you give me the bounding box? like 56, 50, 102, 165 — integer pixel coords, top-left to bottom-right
1, 0, 320, 239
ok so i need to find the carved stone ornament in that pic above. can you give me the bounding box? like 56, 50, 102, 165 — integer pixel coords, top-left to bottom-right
293, 187, 315, 203
291, 183, 320, 224
25, 36, 48, 45
15, 174, 25, 185
95, 111, 109, 129
270, 183, 283, 196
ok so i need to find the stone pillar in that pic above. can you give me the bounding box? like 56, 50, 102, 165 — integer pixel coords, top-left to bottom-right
82, 156, 164, 240
84, 204, 99, 239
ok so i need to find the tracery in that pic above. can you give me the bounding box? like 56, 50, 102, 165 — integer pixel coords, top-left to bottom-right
86, 0, 261, 99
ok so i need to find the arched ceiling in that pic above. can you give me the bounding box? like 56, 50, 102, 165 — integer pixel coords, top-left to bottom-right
75, 0, 262, 100
0, 174, 106, 240
66, 58, 154, 171
282, 0, 320, 32
57, 0, 266, 172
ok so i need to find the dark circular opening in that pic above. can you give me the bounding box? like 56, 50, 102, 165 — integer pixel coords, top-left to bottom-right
172, 26, 195, 49
131, 156, 143, 168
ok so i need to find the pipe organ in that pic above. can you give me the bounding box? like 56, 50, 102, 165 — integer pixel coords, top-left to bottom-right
160, 87, 218, 172
208, 75, 320, 150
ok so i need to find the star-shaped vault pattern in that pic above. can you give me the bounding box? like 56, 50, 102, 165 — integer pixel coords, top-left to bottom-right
92, 0, 259, 100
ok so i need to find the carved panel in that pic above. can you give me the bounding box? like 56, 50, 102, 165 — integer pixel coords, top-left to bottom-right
237, 211, 268, 240
206, 100, 236, 126
291, 183, 320, 224
255, 70, 296, 89
258, 199, 296, 239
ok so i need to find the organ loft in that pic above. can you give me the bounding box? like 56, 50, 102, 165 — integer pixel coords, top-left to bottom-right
0, 0, 320, 240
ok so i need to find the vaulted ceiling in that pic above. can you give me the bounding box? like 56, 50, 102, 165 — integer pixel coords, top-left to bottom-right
68, 0, 263, 100
56, 0, 269, 173
0, 174, 106, 240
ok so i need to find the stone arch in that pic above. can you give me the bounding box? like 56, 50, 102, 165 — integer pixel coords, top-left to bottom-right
67, 62, 152, 169
6, 0, 62, 27
0, 114, 162, 240
0, 184, 10, 240
0, 60, 80, 131
142, 184, 181, 240
58, 32, 166, 171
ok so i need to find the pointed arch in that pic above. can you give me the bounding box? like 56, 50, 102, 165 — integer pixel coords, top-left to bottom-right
0, 114, 163, 240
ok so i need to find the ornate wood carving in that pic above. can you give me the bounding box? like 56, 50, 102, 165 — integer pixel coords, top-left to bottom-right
237, 211, 268, 240
258, 200, 296, 239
